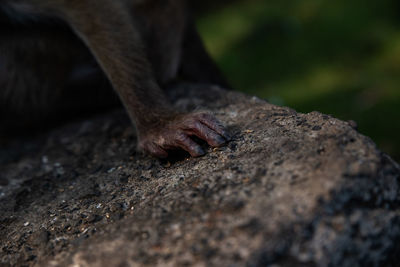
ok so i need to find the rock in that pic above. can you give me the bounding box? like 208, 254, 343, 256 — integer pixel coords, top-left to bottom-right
0, 84, 399, 267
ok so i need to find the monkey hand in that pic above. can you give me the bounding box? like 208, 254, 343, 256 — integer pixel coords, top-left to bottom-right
137, 112, 231, 158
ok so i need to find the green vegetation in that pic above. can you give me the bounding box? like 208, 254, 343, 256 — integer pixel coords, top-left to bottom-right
198, 0, 400, 161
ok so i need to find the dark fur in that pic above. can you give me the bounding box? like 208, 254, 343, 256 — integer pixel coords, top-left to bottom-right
0, 0, 230, 158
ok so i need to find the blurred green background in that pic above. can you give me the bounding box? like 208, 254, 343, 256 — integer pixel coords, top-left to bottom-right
195, 0, 400, 162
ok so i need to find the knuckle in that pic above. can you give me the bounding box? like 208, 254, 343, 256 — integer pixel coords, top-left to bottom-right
191, 121, 203, 130
175, 132, 187, 143
197, 112, 210, 120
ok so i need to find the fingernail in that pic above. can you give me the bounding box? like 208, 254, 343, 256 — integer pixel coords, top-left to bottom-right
196, 147, 206, 156
216, 136, 226, 145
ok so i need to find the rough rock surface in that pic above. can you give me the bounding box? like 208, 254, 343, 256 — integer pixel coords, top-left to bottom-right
1, 85, 399, 267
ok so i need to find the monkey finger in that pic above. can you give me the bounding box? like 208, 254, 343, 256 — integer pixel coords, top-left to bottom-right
187, 121, 226, 147
143, 142, 169, 159
196, 113, 231, 141
174, 134, 205, 157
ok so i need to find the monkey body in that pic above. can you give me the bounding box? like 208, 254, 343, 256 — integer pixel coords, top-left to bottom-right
0, 0, 230, 157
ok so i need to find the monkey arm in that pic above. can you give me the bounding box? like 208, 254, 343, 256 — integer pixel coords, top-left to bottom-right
26, 0, 172, 125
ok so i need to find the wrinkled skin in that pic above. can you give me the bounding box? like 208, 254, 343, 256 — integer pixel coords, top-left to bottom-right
139, 112, 230, 158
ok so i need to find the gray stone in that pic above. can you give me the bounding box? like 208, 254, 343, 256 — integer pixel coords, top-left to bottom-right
0, 84, 399, 267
